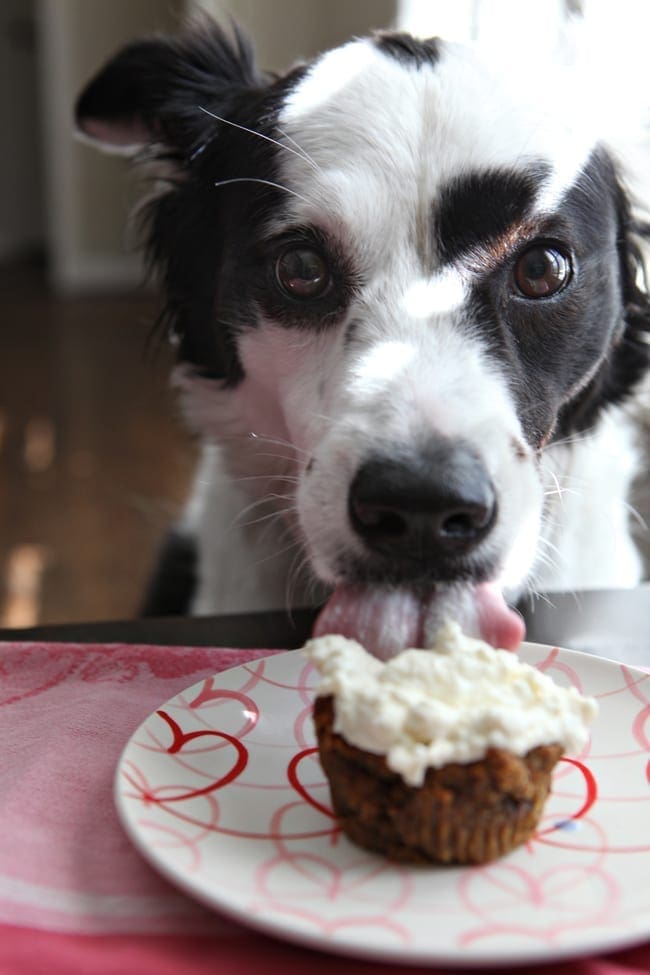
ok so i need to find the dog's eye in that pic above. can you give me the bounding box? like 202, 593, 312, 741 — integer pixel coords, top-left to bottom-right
275, 247, 330, 300
513, 245, 572, 298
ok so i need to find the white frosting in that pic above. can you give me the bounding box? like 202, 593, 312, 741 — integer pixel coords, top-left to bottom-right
304, 622, 598, 786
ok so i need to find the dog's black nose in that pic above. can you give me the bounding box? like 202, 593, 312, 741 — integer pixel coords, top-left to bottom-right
348, 440, 496, 562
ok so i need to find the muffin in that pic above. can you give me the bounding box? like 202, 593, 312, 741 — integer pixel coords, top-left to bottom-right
304, 623, 597, 865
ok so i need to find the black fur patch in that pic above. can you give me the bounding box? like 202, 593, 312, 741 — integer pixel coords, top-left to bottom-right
374, 31, 441, 68
435, 167, 548, 265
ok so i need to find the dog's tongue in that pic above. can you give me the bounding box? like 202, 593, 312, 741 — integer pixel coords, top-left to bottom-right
312, 582, 524, 659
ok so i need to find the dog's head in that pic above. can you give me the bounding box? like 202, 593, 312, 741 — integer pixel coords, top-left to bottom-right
77, 21, 650, 655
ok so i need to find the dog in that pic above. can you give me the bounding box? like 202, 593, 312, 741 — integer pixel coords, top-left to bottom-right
76, 19, 649, 657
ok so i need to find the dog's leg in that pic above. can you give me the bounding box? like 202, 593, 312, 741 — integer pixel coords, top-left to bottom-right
140, 530, 198, 616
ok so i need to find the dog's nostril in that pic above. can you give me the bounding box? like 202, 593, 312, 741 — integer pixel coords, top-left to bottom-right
440, 503, 493, 539
351, 503, 408, 537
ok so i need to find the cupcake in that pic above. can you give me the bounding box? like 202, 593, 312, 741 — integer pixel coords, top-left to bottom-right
304, 623, 597, 865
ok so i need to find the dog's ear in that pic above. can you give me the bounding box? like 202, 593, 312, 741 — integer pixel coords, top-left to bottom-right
608, 185, 650, 398
75, 19, 264, 155
559, 166, 650, 435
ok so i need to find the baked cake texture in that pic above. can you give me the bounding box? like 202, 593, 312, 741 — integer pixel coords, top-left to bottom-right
305, 624, 597, 864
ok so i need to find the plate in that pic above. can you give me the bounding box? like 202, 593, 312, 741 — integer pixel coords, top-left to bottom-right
115, 644, 650, 967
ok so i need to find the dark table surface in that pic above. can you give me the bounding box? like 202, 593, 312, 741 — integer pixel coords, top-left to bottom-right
1, 585, 647, 664
0, 606, 319, 649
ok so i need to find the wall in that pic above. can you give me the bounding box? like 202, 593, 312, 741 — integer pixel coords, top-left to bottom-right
0, 0, 45, 262
194, 0, 395, 70
37, 0, 184, 292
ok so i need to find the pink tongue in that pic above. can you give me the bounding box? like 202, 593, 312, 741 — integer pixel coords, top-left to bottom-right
312, 582, 524, 660
474, 582, 525, 652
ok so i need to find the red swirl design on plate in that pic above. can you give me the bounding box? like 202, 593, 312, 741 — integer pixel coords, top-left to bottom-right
287, 748, 336, 820
458, 844, 620, 946
116, 650, 650, 960
535, 756, 598, 838
535, 646, 586, 693
557, 757, 598, 820
153, 710, 248, 800
622, 668, 650, 750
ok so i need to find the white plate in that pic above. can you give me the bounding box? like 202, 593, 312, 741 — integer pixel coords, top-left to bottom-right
115, 644, 650, 967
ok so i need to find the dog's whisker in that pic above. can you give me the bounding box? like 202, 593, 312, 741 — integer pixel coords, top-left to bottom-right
530, 554, 562, 583
249, 534, 305, 573
542, 469, 581, 501
198, 430, 305, 465
524, 588, 557, 611
246, 433, 310, 458
273, 124, 323, 173
540, 468, 589, 486
622, 500, 648, 529
231, 492, 296, 528
248, 450, 299, 466
533, 542, 561, 566
198, 106, 321, 173
535, 534, 563, 558
543, 468, 563, 501
231, 473, 300, 486
543, 488, 580, 500
284, 529, 331, 613
534, 552, 561, 574
258, 515, 297, 550
227, 493, 284, 528
285, 547, 311, 613
239, 502, 297, 529
212, 176, 313, 205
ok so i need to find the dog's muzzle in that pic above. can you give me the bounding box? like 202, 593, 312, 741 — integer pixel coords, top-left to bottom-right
312, 434, 525, 658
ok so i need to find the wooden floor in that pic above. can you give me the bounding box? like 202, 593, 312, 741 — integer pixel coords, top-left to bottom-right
0, 263, 196, 626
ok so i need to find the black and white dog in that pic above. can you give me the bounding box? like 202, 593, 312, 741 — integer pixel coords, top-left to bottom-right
77, 20, 649, 656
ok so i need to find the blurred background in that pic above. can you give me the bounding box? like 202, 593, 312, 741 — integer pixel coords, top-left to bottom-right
0, 0, 648, 627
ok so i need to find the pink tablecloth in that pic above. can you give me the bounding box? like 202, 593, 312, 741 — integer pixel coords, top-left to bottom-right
0, 641, 648, 975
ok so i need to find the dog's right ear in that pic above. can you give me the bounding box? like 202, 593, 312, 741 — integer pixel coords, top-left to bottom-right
75, 19, 263, 156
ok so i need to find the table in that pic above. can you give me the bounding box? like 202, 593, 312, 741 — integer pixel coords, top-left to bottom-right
2, 584, 648, 664
1, 591, 648, 973
0, 606, 319, 650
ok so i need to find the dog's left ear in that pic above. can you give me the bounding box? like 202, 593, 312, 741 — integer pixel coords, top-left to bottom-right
562, 165, 650, 434
611, 180, 650, 394
75, 19, 264, 155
